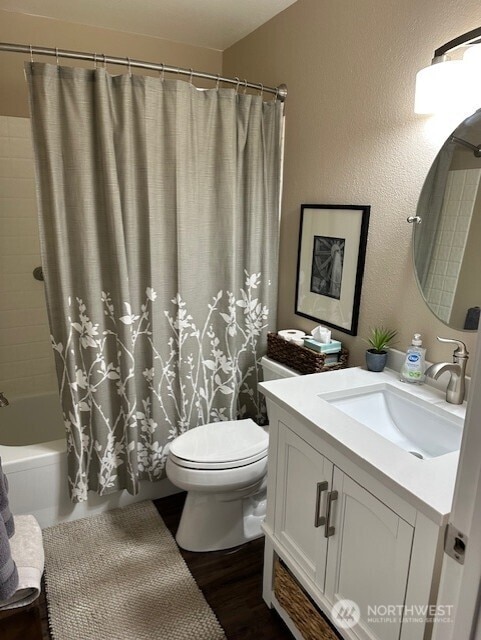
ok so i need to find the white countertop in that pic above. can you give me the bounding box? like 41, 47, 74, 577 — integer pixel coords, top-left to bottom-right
259, 367, 465, 524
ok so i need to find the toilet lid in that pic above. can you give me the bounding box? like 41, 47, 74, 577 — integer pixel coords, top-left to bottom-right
169, 419, 268, 469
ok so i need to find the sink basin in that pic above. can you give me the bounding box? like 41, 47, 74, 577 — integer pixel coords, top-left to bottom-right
321, 383, 463, 459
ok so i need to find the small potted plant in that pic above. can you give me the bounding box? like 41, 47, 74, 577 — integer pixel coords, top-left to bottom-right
364, 327, 397, 372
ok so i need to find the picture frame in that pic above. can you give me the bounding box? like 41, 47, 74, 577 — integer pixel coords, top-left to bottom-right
295, 204, 370, 336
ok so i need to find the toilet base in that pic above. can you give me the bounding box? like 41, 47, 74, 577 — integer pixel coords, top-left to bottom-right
175, 489, 267, 552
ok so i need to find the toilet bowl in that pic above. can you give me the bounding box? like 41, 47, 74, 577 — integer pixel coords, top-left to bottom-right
166, 356, 299, 552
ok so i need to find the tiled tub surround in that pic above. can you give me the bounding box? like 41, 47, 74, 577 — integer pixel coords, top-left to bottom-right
423, 168, 481, 324
0, 115, 57, 397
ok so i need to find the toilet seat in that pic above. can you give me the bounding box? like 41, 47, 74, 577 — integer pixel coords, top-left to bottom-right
169, 418, 268, 470
169, 449, 267, 470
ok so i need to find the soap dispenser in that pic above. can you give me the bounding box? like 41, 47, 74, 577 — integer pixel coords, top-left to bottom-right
400, 333, 426, 384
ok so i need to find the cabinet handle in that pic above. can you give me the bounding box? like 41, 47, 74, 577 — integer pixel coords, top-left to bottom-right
324, 490, 338, 538
314, 481, 328, 527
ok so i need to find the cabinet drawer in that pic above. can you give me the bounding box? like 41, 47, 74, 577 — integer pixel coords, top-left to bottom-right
274, 558, 341, 640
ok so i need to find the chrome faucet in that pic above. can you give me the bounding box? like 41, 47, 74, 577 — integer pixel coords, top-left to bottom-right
0, 392, 9, 407
424, 337, 469, 404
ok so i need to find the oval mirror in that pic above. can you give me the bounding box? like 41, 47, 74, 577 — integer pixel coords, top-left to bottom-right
414, 109, 481, 331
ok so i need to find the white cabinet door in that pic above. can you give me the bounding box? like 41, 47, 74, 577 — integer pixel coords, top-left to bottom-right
325, 468, 414, 640
274, 422, 333, 592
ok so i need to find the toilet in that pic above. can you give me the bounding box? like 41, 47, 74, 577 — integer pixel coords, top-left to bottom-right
166, 356, 299, 552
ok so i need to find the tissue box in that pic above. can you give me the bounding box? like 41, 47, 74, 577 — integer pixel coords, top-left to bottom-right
303, 337, 342, 354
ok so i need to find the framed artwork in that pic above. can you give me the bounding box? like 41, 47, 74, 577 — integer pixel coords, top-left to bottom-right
295, 204, 370, 336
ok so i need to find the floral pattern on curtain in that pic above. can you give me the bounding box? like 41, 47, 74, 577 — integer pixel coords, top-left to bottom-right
54, 276, 269, 501
26, 63, 283, 501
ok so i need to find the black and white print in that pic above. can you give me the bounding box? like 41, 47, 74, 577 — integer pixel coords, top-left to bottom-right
310, 235, 345, 300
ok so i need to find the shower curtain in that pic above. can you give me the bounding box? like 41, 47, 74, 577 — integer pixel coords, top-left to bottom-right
26, 63, 283, 502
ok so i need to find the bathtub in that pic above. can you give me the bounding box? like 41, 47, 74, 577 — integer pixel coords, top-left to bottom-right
0, 393, 177, 528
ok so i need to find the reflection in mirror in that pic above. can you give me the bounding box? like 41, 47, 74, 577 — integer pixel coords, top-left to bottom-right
414, 109, 481, 331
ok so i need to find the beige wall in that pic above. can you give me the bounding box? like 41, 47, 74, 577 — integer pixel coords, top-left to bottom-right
0, 10, 222, 117
224, 0, 481, 369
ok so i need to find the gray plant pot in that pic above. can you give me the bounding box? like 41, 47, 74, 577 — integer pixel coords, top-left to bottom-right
365, 349, 388, 372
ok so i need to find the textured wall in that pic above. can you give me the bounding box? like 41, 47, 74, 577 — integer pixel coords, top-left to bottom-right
223, 0, 481, 368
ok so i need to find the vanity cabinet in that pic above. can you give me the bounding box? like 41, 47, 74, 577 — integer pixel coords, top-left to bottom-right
274, 423, 414, 640
263, 404, 445, 640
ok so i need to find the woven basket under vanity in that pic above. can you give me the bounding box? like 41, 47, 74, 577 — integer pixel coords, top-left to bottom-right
274, 559, 340, 640
267, 332, 349, 375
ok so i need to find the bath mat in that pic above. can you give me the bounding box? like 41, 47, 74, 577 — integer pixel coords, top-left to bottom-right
42, 501, 226, 640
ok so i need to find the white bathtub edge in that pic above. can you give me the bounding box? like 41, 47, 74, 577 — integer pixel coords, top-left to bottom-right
1, 439, 65, 473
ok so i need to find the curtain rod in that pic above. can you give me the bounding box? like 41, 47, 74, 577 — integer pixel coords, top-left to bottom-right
0, 41, 287, 101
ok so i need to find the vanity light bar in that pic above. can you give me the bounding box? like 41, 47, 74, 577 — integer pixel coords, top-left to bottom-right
415, 26, 481, 114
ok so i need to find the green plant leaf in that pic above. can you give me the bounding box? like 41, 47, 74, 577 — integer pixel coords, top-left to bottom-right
364, 327, 397, 353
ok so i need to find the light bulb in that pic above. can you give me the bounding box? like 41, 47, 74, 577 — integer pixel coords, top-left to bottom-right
415, 59, 470, 114
463, 43, 481, 64
462, 44, 481, 111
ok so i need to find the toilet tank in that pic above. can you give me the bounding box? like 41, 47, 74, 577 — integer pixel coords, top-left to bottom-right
261, 356, 301, 381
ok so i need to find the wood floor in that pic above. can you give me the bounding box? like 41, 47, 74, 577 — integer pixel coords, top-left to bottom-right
154, 493, 292, 639
27, 492, 291, 640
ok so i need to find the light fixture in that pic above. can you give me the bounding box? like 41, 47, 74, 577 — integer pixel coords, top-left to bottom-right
415, 26, 481, 115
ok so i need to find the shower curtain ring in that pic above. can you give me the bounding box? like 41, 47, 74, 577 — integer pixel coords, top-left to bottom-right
29, 44, 34, 63
127, 57, 132, 77
189, 68, 193, 85
258, 83, 264, 98
275, 87, 279, 101
159, 63, 165, 82
243, 79, 248, 94
102, 53, 106, 69
234, 77, 240, 94
55, 47, 59, 67
93, 52, 97, 69
216, 74, 220, 90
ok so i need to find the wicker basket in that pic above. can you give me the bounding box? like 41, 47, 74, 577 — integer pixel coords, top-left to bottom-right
274, 559, 340, 640
267, 332, 348, 375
